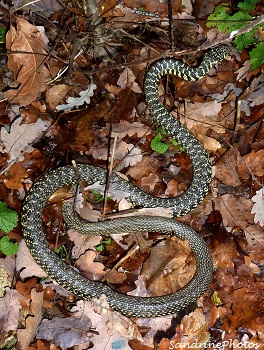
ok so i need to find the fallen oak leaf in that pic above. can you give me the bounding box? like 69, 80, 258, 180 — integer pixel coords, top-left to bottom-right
16, 240, 47, 279
71, 300, 137, 350
4, 17, 49, 105
0, 288, 24, 338
4, 161, 29, 190
0, 116, 51, 163
75, 250, 109, 280
251, 188, 264, 227
36, 314, 92, 348
117, 67, 142, 93
55, 82, 97, 111
46, 84, 72, 110
237, 149, 264, 181
17, 289, 44, 350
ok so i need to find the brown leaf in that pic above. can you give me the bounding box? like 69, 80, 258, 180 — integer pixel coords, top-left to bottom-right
4, 17, 49, 105
75, 250, 109, 280
4, 149, 45, 189
0, 116, 50, 163
158, 309, 210, 349
4, 161, 28, 189
238, 149, 264, 180
17, 289, 44, 350
141, 237, 195, 296
0, 288, 24, 338
46, 84, 72, 110
214, 194, 264, 264
215, 148, 242, 187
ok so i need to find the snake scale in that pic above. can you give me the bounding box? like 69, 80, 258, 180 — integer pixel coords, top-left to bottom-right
21, 46, 229, 318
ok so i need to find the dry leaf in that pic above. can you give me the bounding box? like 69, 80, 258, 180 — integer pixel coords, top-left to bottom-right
36, 314, 92, 348
117, 68, 142, 93
178, 100, 227, 152
0, 116, 50, 163
112, 120, 150, 138
17, 289, 44, 350
56, 82, 97, 111
4, 17, 50, 105
0, 266, 10, 297
46, 84, 72, 110
71, 300, 135, 350
238, 149, 264, 180
75, 250, 108, 280
141, 238, 195, 296
16, 240, 47, 279
214, 194, 264, 264
68, 230, 102, 258
13, 0, 62, 14
251, 188, 264, 227
0, 288, 24, 338
215, 148, 242, 187
115, 143, 143, 171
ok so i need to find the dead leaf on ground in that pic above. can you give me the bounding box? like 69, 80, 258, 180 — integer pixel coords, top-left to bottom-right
17, 289, 44, 350
75, 250, 109, 280
0, 116, 50, 163
214, 194, 264, 263
158, 309, 210, 349
237, 149, 264, 181
0, 288, 24, 338
36, 314, 92, 348
141, 237, 195, 296
16, 240, 47, 279
4, 17, 50, 105
215, 148, 242, 187
71, 300, 138, 350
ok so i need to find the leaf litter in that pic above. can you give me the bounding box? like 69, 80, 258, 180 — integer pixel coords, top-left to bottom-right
0, 1, 264, 349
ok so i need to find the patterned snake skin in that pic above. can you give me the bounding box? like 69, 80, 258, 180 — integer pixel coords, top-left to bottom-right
21, 46, 229, 317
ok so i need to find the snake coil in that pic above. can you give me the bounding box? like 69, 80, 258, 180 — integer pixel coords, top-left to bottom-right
21, 46, 229, 317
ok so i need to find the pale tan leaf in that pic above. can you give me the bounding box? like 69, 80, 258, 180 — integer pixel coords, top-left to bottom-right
0, 288, 24, 338
112, 120, 150, 138
115, 143, 143, 171
16, 240, 47, 279
178, 100, 227, 152
17, 289, 44, 350
36, 314, 92, 348
75, 250, 109, 280
117, 68, 142, 93
68, 230, 102, 258
46, 84, 72, 110
0, 265, 10, 297
71, 300, 135, 350
0, 116, 50, 162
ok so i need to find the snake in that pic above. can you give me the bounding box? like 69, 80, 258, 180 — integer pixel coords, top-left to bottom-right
21, 46, 229, 318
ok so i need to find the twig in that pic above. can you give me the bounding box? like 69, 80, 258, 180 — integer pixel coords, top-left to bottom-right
167, 0, 174, 50
102, 133, 118, 215
101, 242, 140, 282
199, 14, 264, 51
82, 14, 264, 77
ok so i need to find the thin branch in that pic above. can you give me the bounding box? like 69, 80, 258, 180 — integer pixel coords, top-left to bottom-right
81, 15, 264, 77
199, 14, 264, 51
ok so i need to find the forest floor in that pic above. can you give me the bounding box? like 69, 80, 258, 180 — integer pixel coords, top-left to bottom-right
0, 1, 264, 350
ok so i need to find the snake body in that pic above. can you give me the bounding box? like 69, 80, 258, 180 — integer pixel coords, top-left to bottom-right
21, 46, 229, 317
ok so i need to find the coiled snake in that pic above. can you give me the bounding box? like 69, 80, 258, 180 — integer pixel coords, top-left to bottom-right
21, 46, 229, 318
